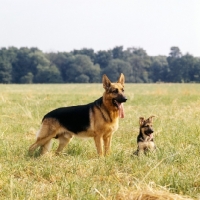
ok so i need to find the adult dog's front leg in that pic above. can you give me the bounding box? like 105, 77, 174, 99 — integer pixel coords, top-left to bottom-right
94, 135, 103, 156
103, 135, 112, 156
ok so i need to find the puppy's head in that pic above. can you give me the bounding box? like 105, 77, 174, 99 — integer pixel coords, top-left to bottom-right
139, 116, 155, 136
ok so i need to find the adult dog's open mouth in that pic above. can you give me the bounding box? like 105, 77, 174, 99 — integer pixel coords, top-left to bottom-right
113, 99, 125, 118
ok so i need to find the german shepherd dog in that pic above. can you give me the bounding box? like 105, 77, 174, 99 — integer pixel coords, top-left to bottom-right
134, 116, 156, 156
29, 73, 127, 156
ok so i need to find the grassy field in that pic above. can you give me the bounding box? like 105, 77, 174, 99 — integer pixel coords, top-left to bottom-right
0, 83, 200, 200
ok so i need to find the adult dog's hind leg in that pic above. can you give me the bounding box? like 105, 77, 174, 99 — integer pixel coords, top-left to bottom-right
40, 140, 53, 155
56, 133, 73, 154
29, 122, 50, 153
29, 118, 61, 155
29, 131, 57, 153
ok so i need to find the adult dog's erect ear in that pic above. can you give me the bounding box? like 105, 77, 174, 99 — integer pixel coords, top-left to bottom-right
102, 74, 111, 90
117, 73, 125, 86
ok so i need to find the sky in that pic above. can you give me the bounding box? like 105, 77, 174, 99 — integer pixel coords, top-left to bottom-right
0, 0, 200, 57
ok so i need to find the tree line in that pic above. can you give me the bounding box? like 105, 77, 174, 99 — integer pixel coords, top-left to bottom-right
0, 46, 200, 83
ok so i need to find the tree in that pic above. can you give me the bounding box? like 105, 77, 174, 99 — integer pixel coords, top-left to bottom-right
20, 72, 34, 83
0, 46, 199, 83
12, 47, 50, 83
180, 54, 200, 83
127, 54, 151, 83
64, 55, 100, 83
192, 60, 200, 82
0, 47, 17, 83
71, 48, 95, 62
0, 61, 12, 83
75, 74, 90, 83
34, 65, 63, 83
169, 46, 182, 58
94, 50, 112, 68
149, 56, 169, 82
102, 59, 132, 82
112, 46, 124, 59
46, 52, 74, 82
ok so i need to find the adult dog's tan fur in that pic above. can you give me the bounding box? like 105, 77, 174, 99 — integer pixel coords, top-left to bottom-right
29, 73, 127, 156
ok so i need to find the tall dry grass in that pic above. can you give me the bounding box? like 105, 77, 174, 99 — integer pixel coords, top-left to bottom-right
0, 83, 200, 199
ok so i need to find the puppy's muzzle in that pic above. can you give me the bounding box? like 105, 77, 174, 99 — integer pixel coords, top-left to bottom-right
145, 128, 154, 135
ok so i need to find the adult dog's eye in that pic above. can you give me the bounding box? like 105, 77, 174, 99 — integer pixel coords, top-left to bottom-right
113, 89, 118, 93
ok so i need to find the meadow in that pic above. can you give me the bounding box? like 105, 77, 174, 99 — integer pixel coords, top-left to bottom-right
0, 83, 200, 200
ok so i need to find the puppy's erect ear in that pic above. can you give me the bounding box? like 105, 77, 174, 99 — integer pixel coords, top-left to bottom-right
102, 74, 111, 90
117, 73, 125, 86
139, 117, 145, 126
148, 116, 155, 123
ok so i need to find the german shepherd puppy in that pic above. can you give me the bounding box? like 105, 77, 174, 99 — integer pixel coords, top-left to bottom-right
29, 73, 127, 156
134, 116, 156, 156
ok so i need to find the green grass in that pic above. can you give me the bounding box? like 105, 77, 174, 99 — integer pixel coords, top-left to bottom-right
0, 83, 200, 199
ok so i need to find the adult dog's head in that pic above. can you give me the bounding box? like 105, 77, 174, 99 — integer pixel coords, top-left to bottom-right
102, 73, 127, 118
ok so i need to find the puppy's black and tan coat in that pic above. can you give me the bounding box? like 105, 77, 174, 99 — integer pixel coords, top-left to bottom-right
134, 116, 156, 156
29, 73, 127, 156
